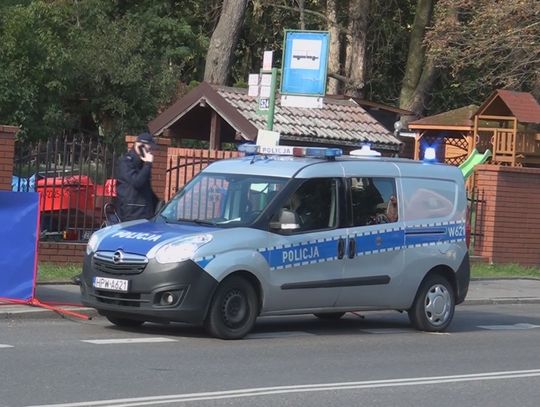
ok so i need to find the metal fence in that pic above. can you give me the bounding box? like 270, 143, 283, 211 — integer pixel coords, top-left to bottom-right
13, 135, 120, 241
165, 149, 241, 200
468, 186, 486, 254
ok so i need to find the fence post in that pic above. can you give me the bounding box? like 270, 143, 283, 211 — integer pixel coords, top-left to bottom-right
124, 134, 171, 201
0, 125, 18, 191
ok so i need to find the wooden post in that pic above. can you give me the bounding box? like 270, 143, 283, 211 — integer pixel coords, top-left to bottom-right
512, 117, 518, 166
209, 110, 221, 150
472, 114, 478, 154
414, 131, 425, 160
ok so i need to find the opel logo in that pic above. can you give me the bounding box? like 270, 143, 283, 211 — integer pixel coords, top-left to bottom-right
112, 250, 123, 264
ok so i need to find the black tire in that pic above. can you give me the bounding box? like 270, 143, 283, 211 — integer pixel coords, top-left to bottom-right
204, 276, 258, 340
106, 316, 145, 328
408, 274, 455, 332
314, 312, 346, 320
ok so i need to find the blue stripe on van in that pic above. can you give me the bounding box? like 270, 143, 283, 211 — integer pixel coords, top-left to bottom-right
354, 228, 405, 255
258, 238, 340, 270
198, 222, 466, 272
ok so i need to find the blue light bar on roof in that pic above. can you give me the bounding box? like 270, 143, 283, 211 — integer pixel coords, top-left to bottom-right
241, 144, 342, 159
237, 143, 259, 155
305, 147, 342, 158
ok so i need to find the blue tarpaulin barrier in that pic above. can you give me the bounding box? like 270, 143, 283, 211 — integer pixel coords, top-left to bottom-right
0, 191, 40, 301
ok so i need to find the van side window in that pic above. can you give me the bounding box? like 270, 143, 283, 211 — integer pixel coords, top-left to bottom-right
274, 178, 338, 232
401, 178, 456, 221
349, 177, 398, 226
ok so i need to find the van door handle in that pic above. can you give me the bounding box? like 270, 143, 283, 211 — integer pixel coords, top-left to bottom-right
337, 238, 345, 259
348, 238, 356, 259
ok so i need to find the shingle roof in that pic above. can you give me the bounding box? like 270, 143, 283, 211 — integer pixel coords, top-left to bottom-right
478, 89, 540, 124
214, 86, 400, 151
148, 82, 401, 152
408, 105, 478, 129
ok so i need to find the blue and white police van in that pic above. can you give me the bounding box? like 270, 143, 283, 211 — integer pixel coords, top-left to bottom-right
81, 145, 470, 339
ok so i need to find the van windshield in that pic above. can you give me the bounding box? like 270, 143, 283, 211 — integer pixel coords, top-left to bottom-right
159, 173, 288, 227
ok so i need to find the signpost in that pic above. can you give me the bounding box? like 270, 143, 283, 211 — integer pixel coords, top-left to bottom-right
281, 30, 330, 98
248, 30, 329, 130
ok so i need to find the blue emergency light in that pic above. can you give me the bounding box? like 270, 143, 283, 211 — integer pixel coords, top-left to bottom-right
238, 144, 342, 159
423, 146, 437, 163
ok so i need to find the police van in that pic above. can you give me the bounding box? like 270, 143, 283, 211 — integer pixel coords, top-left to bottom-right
81, 145, 470, 339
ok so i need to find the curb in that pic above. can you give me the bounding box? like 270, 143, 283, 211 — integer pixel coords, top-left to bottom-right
3, 299, 540, 321
463, 298, 540, 306
0, 306, 99, 321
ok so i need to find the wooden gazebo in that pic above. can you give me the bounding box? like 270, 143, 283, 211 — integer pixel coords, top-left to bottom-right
473, 89, 540, 167
408, 105, 478, 165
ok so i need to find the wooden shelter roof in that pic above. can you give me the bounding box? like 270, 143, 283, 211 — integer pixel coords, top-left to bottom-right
149, 82, 402, 151
477, 89, 540, 124
408, 105, 478, 131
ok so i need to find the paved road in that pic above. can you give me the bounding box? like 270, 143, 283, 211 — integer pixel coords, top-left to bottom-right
1, 303, 539, 407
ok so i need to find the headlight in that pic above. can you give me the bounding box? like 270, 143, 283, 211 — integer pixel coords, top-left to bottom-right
155, 234, 213, 264
86, 233, 99, 255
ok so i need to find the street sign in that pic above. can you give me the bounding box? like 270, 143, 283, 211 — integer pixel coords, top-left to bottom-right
259, 98, 270, 111
256, 129, 280, 146
281, 30, 330, 96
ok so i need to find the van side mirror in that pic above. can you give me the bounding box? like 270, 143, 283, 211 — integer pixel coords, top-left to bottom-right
269, 209, 300, 231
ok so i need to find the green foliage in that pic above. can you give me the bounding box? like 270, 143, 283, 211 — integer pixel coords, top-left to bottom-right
38, 262, 81, 283
1, 0, 537, 142
0, 2, 74, 139
472, 263, 540, 280
0, 0, 209, 141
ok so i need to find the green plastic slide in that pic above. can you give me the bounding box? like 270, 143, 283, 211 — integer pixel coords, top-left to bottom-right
459, 148, 492, 179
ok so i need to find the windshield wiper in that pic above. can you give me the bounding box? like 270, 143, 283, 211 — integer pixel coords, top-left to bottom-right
192, 218, 217, 226
174, 217, 217, 226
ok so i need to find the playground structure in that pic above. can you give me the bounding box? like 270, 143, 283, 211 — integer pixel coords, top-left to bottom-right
459, 149, 492, 180
408, 90, 540, 170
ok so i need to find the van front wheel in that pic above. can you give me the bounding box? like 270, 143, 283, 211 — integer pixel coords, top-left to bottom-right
408, 275, 455, 332
204, 276, 258, 340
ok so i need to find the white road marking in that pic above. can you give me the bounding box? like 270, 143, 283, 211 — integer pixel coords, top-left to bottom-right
247, 331, 316, 339
478, 323, 540, 330
0, 344, 14, 348
27, 368, 540, 407
81, 337, 177, 345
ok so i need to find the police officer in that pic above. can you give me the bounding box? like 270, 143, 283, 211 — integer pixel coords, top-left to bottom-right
116, 132, 159, 222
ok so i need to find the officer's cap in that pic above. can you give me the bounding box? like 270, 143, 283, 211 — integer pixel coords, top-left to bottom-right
136, 132, 156, 146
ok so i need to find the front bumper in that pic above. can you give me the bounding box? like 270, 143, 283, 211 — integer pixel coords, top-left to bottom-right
80, 254, 218, 324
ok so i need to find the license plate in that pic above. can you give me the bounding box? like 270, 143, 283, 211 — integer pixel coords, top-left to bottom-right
93, 276, 129, 292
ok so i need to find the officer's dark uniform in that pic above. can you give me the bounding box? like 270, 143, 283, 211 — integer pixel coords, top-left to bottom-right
116, 149, 158, 222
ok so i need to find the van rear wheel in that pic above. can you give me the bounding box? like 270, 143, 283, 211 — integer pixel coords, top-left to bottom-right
314, 312, 345, 320
408, 275, 455, 332
204, 276, 258, 340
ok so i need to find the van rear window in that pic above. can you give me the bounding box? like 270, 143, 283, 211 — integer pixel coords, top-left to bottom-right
401, 179, 456, 221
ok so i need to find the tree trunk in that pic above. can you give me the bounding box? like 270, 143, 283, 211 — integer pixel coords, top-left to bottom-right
532, 72, 540, 101
399, 0, 434, 116
326, 0, 340, 95
296, 0, 306, 30
344, 0, 370, 97
204, 0, 249, 85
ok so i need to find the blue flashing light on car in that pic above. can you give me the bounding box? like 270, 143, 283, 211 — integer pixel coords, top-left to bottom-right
238, 144, 342, 160
423, 146, 437, 163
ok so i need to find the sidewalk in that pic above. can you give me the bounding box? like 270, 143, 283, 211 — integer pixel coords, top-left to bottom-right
1, 279, 540, 321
